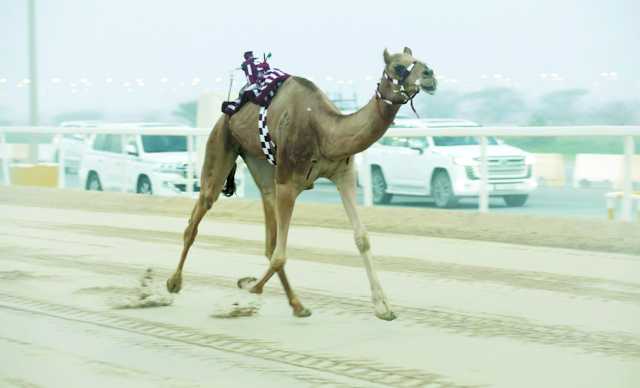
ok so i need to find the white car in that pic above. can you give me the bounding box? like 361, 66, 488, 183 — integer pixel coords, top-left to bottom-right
79, 124, 200, 196
53, 121, 98, 173
360, 119, 537, 208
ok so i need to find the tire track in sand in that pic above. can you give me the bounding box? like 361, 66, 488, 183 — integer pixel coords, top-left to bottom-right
28, 222, 640, 305
0, 293, 470, 388
7, 251, 640, 360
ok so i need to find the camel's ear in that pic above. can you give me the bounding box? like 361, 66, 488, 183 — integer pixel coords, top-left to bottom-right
403, 46, 413, 56
383, 48, 391, 65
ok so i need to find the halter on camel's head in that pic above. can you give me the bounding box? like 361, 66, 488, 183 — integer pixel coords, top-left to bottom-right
376, 47, 437, 118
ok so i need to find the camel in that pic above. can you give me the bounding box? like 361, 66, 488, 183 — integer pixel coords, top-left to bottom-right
166, 47, 437, 321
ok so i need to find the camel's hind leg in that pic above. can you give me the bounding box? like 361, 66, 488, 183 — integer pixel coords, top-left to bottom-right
167, 118, 238, 293
247, 182, 300, 293
238, 155, 311, 317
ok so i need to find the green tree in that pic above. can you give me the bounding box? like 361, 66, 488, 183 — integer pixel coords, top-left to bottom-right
53, 110, 104, 125
457, 88, 527, 124
589, 100, 640, 125
173, 100, 197, 126
0, 106, 10, 125
414, 90, 462, 118
529, 89, 588, 125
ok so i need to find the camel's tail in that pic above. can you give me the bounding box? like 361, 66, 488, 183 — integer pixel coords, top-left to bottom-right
221, 162, 237, 197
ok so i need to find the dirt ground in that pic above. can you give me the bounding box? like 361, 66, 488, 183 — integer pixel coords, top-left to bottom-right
1, 185, 639, 254
0, 186, 639, 387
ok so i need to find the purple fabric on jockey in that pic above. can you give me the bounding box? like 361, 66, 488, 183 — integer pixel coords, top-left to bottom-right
253, 68, 289, 106
222, 68, 290, 116
242, 51, 266, 84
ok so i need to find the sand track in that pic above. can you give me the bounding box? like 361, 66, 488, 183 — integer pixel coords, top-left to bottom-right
5, 252, 639, 360
0, 186, 639, 387
1, 294, 458, 388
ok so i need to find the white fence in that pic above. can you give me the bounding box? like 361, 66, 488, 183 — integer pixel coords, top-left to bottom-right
1, 125, 639, 221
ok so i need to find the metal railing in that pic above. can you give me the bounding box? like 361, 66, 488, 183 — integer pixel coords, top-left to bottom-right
1, 125, 639, 221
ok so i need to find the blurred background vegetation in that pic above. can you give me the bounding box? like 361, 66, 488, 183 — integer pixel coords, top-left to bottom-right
415, 87, 640, 156
3, 87, 638, 156
172, 100, 198, 127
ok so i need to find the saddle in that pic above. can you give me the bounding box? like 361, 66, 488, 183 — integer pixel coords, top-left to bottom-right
222, 51, 289, 165
221, 51, 290, 116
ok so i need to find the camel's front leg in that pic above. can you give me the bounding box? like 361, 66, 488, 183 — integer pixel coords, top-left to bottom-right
246, 183, 300, 295
333, 166, 396, 321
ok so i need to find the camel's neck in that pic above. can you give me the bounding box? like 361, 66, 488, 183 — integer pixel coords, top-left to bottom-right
325, 96, 400, 159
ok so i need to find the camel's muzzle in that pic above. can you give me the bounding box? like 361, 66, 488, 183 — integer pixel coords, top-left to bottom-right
421, 77, 437, 95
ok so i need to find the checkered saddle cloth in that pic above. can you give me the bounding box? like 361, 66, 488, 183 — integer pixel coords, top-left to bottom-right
258, 106, 277, 165
222, 69, 289, 165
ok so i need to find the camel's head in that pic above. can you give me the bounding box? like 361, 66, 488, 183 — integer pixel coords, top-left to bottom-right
380, 47, 437, 103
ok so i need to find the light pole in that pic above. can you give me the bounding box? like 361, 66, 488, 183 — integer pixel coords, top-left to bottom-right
28, 0, 39, 163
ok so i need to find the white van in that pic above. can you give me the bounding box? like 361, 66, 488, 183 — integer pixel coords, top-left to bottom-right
53, 121, 99, 173
79, 124, 199, 196
360, 119, 537, 208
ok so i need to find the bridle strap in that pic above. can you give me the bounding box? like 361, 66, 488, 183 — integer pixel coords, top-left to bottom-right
410, 98, 419, 117
375, 61, 421, 120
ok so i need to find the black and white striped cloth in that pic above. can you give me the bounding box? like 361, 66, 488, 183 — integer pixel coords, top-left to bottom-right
258, 106, 277, 165
222, 68, 290, 116
253, 69, 288, 106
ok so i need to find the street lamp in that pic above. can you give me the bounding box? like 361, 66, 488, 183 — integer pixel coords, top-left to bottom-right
28, 0, 39, 162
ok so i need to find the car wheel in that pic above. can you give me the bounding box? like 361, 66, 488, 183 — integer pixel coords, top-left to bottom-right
137, 175, 153, 195
432, 171, 459, 208
503, 194, 528, 207
86, 172, 102, 191
371, 168, 392, 204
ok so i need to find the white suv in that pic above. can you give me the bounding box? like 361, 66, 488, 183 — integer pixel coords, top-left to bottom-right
80, 124, 199, 196
53, 121, 99, 173
361, 119, 537, 208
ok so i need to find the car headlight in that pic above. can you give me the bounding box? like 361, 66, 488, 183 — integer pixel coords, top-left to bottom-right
154, 163, 184, 174
524, 154, 535, 165
453, 156, 479, 166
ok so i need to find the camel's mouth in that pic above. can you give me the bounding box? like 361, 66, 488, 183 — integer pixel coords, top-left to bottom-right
421, 78, 437, 95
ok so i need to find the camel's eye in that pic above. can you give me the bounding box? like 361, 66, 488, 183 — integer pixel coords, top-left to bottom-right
394, 64, 409, 79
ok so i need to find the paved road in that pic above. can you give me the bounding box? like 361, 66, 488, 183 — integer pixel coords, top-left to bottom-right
46, 169, 617, 220
0, 197, 638, 387
255, 180, 613, 219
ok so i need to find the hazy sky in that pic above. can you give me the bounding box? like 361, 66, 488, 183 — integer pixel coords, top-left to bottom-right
1, 0, 639, 122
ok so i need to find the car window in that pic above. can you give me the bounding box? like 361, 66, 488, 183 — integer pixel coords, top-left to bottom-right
125, 136, 139, 155
378, 137, 392, 146
407, 137, 428, 149
93, 134, 108, 151
433, 136, 499, 146
63, 134, 81, 140
388, 137, 410, 148
105, 135, 122, 153
141, 135, 187, 153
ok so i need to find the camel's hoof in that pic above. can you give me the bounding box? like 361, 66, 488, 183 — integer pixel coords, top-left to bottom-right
293, 306, 312, 318
249, 286, 263, 295
237, 277, 257, 290
376, 311, 397, 321
166, 273, 182, 294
